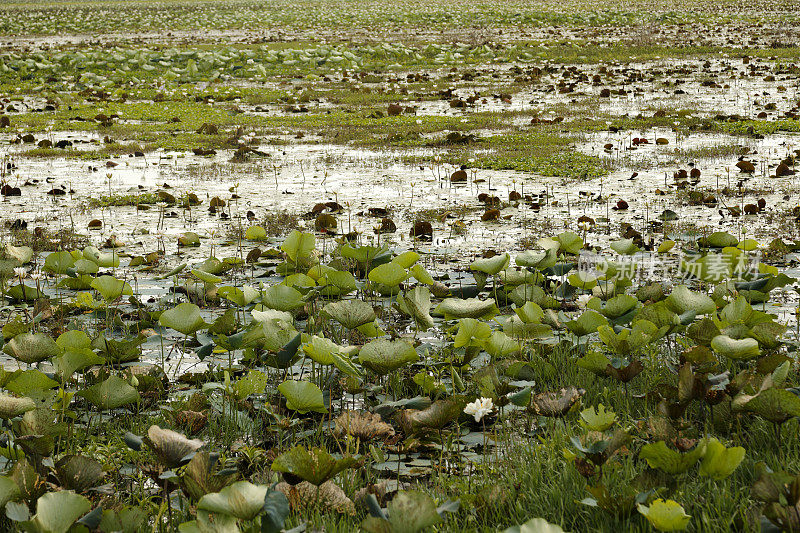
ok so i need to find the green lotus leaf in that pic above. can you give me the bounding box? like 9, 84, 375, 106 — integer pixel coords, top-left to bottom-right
362, 491, 442, 533
281, 273, 316, 289
368, 262, 407, 287
281, 230, 315, 262
53, 349, 104, 380
244, 225, 267, 241
471, 252, 510, 275
579, 404, 617, 432
7, 284, 47, 302
92, 334, 145, 364
197, 481, 268, 520
153, 263, 187, 280
636, 302, 680, 333
711, 335, 760, 360
568, 271, 597, 290
278, 379, 327, 413
271, 446, 359, 486
55, 454, 105, 492
637, 499, 690, 532
18, 490, 91, 533
358, 339, 418, 375
73, 258, 99, 275
555, 231, 583, 255
4, 333, 60, 364
577, 351, 611, 377
749, 320, 788, 349
409, 264, 434, 285
509, 284, 559, 309
485, 330, 521, 358
178, 232, 201, 247
261, 322, 298, 355
392, 250, 420, 269
43, 251, 75, 275
159, 302, 207, 335
502, 517, 566, 533
308, 264, 335, 281
397, 287, 434, 330
217, 285, 259, 307
435, 298, 498, 319
303, 335, 340, 365
322, 299, 376, 330
329, 348, 363, 379
78, 375, 140, 410
399, 397, 464, 434
340, 243, 390, 266
698, 438, 745, 480
180, 451, 239, 501
610, 238, 639, 255
90, 275, 133, 301
665, 285, 715, 315
83, 246, 120, 268
6, 245, 33, 265
686, 318, 720, 346
197, 257, 230, 276
515, 301, 544, 323
503, 317, 552, 339
0, 475, 21, 510
4, 369, 59, 395
0, 393, 36, 420
737, 238, 759, 251
516, 248, 556, 270
55, 331, 91, 352
566, 310, 608, 337
500, 268, 542, 286
251, 308, 294, 327
233, 370, 269, 400
319, 269, 357, 296
454, 318, 492, 348
263, 284, 305, 312
589, 294, 638, 319
741, 387, 800, 424
639, 440, 707, 475
597, 320, 657, 356
705, 231, 738, 248
191, 269, 222, 285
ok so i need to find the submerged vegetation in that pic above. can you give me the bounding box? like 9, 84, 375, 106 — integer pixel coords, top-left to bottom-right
0, 0, 799, 531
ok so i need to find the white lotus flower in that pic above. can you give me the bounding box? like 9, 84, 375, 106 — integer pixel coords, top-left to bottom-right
30, 272, 43, 281
576, 294, 592, 308
13, 267, 26, 279
464, 397, 494, 422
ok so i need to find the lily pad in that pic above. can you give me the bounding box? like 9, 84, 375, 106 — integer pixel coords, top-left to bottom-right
4, 333, 60, 364
272, 446, 359, 486
323, 300, 376, 330
639, 440, 706, 475
358, 339, 418, 375
17, 491, 91, 533
637, 499, 690, 531
197, 481, 268, 520
710, 335, 760, 360
698, 438, 745, 480
278, 379, 327, 414
435, 298, 498, 319
78, 376, 140, 410
159, 302, 207, 336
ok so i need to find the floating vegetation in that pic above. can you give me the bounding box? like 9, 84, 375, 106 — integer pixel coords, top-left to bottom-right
0, 0, 799, 531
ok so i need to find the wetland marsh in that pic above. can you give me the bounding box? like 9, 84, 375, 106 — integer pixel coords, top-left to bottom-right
0, 0, 799, 531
